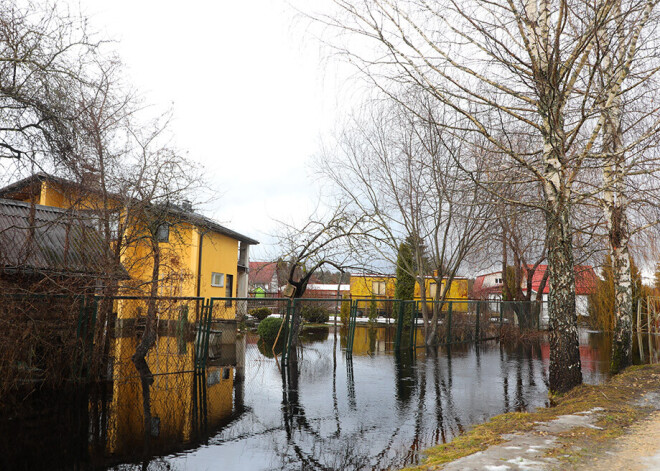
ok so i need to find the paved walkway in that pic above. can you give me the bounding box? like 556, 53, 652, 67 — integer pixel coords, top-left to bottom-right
438, 409, 605, 470
435, 398, 660, 470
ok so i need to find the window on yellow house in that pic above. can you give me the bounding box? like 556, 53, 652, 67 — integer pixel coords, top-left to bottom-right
429, 282, 437, 299
372, 281, 386, 296
211, 272, 225, 287
156, 223, 170, 243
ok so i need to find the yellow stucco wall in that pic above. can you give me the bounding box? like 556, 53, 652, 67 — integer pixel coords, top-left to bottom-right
349, 275, 396, 299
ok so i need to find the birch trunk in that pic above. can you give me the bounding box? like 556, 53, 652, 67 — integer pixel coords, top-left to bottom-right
603, 92, 633, 372
598, 0, 634, 373
540, 103, 582, 393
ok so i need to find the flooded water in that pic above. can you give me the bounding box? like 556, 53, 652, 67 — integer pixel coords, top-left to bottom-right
2, 326, 658, 471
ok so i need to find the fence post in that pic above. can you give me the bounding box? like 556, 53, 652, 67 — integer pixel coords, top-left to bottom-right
475, 301, 480, 341
85, 297, 99, 381
347, 300, 359, 355
499, 301, 504, 334
194, 299, 212, 370
395, 301, 404, 351
409, 301, 416, 349
446, 302, 453, 344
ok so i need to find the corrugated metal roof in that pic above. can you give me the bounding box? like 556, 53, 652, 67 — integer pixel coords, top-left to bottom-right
0, 198, 127, 278
0, 173, 259, 245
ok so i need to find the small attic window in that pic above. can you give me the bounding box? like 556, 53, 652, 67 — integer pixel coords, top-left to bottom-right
156, 223, 170, 243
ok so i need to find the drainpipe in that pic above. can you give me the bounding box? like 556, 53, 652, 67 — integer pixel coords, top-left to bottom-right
196, 230, 205, 298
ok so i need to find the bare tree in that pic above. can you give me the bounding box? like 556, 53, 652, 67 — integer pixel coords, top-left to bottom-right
590, 0, 660, 372
307, 0, 660, 392
275, 205, 375, 360
0, 1, 100, 168
321, 98, 492, 345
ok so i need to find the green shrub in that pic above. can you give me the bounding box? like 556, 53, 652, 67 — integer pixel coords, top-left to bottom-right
249, 307, 272, 322
301, 304, 330, 324
340, 295, 350, 327
257, 316, 284, 350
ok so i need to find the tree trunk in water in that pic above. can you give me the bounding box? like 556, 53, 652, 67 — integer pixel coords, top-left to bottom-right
288, 298, 304, 366
132, 241, 160, 436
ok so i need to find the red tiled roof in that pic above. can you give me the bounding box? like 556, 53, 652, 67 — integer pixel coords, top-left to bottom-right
472, 272, 503, 299
249, 261, 277, 285
528, 264, 598, 295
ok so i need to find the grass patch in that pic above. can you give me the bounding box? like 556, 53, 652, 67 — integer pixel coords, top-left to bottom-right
408, 364, 660, 470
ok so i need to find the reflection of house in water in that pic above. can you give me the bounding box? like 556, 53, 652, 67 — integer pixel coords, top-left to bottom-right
103, 331, 245, 461
349, 325, 426, 354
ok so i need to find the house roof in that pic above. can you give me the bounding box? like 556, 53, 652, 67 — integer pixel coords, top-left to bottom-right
249, 261, 278, 285
164, 204, 259, 245
0, 198, 127, 279
0, 173, 259, 246
472, 265, 598, 297
471, 273, 503, 298
528, 264, 598, 296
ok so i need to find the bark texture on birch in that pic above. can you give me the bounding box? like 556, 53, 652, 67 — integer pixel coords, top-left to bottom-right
545, 202, 582, 393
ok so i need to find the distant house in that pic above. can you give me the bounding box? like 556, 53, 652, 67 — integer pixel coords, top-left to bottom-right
472, 265, 598, 320
248, 261, 281, 294
0, 198, 126, 291
349, 273, 469, 314
471, 271, 505, 301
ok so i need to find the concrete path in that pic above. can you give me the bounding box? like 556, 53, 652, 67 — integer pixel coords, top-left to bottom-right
440, 409, 605, 470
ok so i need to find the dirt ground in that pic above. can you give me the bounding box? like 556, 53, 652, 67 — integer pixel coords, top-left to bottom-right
573, 409, 660, 470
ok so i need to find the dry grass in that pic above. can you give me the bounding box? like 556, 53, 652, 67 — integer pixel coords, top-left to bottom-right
407, 364, 660, 470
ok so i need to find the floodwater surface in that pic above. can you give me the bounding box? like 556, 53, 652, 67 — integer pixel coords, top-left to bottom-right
2, 326, 657, 471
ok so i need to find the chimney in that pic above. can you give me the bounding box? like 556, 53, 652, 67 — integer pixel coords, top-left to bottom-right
182, 200, 193, 212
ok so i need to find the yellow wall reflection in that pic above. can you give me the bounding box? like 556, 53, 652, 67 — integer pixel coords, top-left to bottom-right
101, 334, 239, 458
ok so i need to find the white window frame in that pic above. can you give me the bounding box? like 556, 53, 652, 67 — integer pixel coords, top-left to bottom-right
372, 281, 386, 296
211, 272, 225, 287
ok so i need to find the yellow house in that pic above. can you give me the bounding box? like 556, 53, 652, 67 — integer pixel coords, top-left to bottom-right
0, 173, 259, 319
349, 273, 469, 311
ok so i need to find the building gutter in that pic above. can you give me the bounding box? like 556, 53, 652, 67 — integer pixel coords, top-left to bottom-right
196, 230, 205, 298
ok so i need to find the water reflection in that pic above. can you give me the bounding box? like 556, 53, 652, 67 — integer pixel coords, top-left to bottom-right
4, 326, 659, 470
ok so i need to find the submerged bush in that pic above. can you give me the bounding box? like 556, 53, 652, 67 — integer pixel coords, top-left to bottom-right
249, 307, 272, 322
257, 316, 284, 350
301, 304, 330, 324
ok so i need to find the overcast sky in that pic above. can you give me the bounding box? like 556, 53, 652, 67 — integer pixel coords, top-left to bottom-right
79, 0, 347, 258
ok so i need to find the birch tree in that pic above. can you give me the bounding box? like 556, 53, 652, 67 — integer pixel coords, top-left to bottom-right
592, 0, 660, 372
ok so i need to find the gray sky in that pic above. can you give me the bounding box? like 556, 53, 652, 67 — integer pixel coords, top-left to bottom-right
80, 0, 345, 258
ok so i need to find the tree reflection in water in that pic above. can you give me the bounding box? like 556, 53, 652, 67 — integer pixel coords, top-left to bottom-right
3, 327, 630, 470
